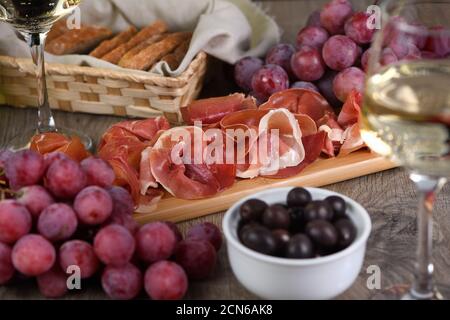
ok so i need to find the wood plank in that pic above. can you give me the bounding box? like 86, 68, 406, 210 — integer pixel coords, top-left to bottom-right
134, 151, 396, 224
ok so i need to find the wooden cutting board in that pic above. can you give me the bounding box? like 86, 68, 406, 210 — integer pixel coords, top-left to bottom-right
133, 150, 396, 224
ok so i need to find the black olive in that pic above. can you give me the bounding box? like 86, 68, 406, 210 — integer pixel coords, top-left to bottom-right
304, 200, 334, 222
286, 234, 314, 259
238, 221, 262, 242
240, 225, 277, 255
334, 218, 357, 249
262, 204, 290, 229
305, 220, 338, 249
240, 199, 268, 222
288, 206, 305, 233
272, 229, 291, 256
287, 187, 312, 207
325, 196, 347, 220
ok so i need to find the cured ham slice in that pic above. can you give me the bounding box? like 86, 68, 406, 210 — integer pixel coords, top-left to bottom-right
260, 88, 334, 122
181, 93, 257, 125
239, 109, 306, 178
317, 114, 344, 157
98, 117, 170, 209
220, 108, 318, 179
338, 90, 362, 127
267, 131, 327, 179
336, 90, 366, 156
149, 126, 236, 200
30, 132, 90, 162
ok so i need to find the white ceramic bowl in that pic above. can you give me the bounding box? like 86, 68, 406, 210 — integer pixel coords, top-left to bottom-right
223, 187, 371, 300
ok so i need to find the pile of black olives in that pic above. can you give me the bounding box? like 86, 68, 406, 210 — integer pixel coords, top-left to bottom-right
238, 187, 357, 259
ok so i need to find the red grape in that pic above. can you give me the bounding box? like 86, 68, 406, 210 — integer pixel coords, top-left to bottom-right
425, 26, 450, 57
234, 57, 264, 91
320, 0, 353, 35
0, 242, 14, 285
265, 43, 296, 77
323, 35, 360, 71
36, 265, 68, 298
59, 240, 99, 278
135, 222, 177, 264
291, 81, 319, 92
43, 152, 69, 171
291, 46, 326, 81
105, 213, 139, 235
361, 49, 371, 71
344, 12, 375, 45
81, 157, 115, 188
102, 263, 142, 300
316, 70, 342, 108
186, 222, 222, 252
0, 200, 32, 244
306, 10, 321, 28
174, 240, 217, 280
296, 26, 329, 50
37, 203, 78, 242
380, 47, 399, 66
45, 158, 87, 199
4, 150, 45, 190
388, 33, 416, 59
402, 47, 422, 61
94, 225, 135, 266
12, 234, 56, 276
17, 185, 54, 219
410, 23, 428, 50
164, 221, 183, 242
144, 261, 188, 300
107, 186, 134, 216
74, 186, 113, 225
333, 67, 365, 102
251, 64, 289, 101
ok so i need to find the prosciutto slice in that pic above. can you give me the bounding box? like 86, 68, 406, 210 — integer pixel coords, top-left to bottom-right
98, 117, 170, 209
260, 88, 334, 121
336, 90, 366, 156
30, 132, 90, 162
181, 93, 257, 125
148, 126, 236, 200
220, 108, 319, 179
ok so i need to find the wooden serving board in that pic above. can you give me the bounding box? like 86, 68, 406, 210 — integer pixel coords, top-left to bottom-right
133, 150, 396, 224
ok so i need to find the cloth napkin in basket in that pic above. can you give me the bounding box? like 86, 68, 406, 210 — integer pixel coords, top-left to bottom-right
0, 0, 280, 77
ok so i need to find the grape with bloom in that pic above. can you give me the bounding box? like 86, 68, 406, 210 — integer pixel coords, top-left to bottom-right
0, 147, 221, 300
251, 64, 289, 101
12, 234, 56, 276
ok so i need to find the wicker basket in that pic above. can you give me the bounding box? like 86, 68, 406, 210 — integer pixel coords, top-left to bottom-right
0, 52, 207, 124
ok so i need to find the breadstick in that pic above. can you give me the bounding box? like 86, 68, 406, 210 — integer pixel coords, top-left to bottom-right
46, 26, 113, 55
118, 34, 166, 66
101, 20, 168, 64
119, 32, 191, 70
161, 37, 191, 69
89, 26, 137, 58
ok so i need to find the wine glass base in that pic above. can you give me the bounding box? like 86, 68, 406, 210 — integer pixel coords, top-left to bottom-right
370, 284, 450, 300
3, 127, 93, 152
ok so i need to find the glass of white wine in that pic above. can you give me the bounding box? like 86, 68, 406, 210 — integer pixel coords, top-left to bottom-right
361, 0, 450, 300
0, 0, 92, 150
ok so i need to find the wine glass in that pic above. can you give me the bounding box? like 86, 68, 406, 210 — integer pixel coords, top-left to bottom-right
0, 0, 92, 150
361, 0, 450, 300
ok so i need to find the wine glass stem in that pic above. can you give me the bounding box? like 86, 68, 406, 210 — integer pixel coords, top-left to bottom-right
25, 32, 56, 133
409, 173, 446, 299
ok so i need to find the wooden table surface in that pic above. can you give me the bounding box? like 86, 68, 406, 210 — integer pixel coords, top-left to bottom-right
1, 0, 450, 300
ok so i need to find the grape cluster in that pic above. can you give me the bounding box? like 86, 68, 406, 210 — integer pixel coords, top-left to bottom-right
234, 0, 448, 108
0, 149, 222, 300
